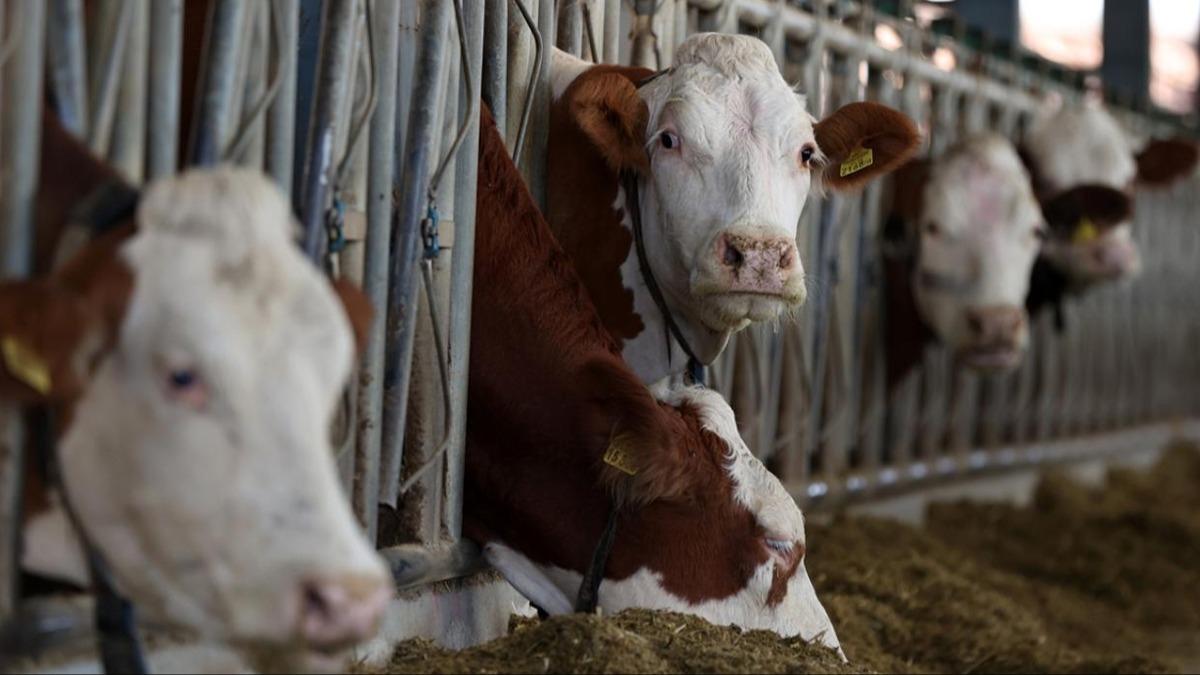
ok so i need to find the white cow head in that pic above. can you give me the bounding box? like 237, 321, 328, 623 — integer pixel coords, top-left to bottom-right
1, 168, 389, 670
911, 135, 1044, 370
554, 33, 918, 375
1022, 101, 1198, 289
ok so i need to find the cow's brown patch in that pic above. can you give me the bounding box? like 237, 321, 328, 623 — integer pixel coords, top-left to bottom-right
331, 278, 373, 354
546, 65, 655, 348
814, 102, 921, 191
1039, 184, 1132, 237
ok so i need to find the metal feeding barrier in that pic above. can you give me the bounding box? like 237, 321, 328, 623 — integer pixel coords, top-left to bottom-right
0, 0, 1198, 665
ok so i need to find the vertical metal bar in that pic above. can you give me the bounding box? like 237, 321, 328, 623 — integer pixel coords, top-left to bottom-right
189, 0, 246, 166
353, 0, 401, 543
379, 0, 453, 508
147, 0, 183, 179
87, 0, 132, 157
47, 0, 89, 139
603, 0, 619, 64
444, 0, 485, 542
0, 0, 45, 617
483, 0, 508, 134
267, 0, 300, 195
111, 0, 148, 182
298, 0, 360, 261
557, 0, 582, 56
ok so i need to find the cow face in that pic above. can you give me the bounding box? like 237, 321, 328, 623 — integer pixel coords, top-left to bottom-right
1022, 102, 1198, 290
913, 136, 1044, 371
3, 168, 389, 669
566, 33, 918, 346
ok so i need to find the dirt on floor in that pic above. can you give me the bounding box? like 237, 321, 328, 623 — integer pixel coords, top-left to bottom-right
366, 440, 1200, 674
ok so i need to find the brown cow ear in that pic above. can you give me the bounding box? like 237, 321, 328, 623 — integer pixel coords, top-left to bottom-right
330, 278, 373, 355
814, 102, 921, 191
1135, 139, 1198, 186
568, 70, 651, 174
0, 281, 103, 403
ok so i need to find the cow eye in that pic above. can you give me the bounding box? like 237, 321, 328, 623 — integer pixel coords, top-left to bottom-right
924, 221, 941, 237
166, 368, 209, 410
169, 370, 198, 389
800, 144, 815, 166
1033, 225, 1049, 241
659, 131, 679, 150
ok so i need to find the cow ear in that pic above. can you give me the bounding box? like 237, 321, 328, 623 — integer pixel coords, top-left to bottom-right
568, 70, 652, 174
814, 102, 921, 191
330, 278, 373, 355
0, 281, 102, 403
1135, 139, 1198, 186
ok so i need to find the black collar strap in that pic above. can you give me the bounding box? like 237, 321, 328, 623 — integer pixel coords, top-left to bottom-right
620, 170, 705, 386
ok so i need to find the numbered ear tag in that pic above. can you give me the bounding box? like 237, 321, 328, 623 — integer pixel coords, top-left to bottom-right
839, 147, 874, 177
602, 435, 639, 476
2, 336, 52, 395
1073, 217, 1099, 244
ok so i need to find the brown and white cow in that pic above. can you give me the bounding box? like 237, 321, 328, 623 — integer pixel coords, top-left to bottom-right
547, 33, 920, 384
1020, 101, 1198, 319
465, 106, 841, 654
883, 134, 1045, 385
6, 113, 389, 670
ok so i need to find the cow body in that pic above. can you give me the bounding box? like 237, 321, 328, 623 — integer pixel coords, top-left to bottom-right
5, 113, 389, 670
547, 34, 919, 385
883, 135, 1044, 386
465, 107, 841, 653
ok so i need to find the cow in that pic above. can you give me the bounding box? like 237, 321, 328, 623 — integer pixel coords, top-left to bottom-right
882, 134, 1046, 386
464, 105, 842, 655
5, 112, 390, 671
546, 33, 920, 385
1020, 101, 1198, 322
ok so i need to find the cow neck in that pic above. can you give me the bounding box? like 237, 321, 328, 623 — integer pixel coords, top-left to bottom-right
1025, 255, 1069, 332
881, 210, 935, 390
26, 153, 146, 672
621, 169, 705, 385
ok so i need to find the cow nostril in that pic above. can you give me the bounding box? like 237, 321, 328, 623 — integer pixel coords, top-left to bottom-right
779, 250, 793, 270
723, 241, 745, 268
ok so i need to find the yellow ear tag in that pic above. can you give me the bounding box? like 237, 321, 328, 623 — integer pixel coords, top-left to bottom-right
839, 147, 874, 178
1072, 217, 1099, 245
602, 434, 639, 476
2, 336, 52, 395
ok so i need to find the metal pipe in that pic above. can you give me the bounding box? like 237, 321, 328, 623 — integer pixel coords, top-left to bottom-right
111, 0, 148, 182
353, 0, 401, 543
87, 0, 133, 157
298, 0, 360, 261
188, 0, 246, 166
557, 0, 582, 56
483, 0, 507, 134
443, 0, 485, 542
0, 0, 45, 617
147, 0, 183, 178
266, 0, 299, 195
46, 0, 89, 139
379, 0, 453, 508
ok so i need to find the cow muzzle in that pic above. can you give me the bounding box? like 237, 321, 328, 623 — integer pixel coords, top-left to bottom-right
692, 227, 806, 313
958, 305, 1027, 371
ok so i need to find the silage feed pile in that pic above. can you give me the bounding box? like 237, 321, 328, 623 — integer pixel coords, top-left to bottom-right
368, 440, 1200, 674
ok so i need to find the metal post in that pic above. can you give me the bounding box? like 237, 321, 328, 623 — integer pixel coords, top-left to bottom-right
483, 0, 508, 135
189, 0, 246, 166
111, 0, 147, 182
379, 0, 453, 508
0, 0, 46, 617
298, 0, 360, 261
87, 0, 132, 157
267, 0, 300, 195
557, 0, 582, 56
46, 0, 89, 139
353, 0, 402, 544
147, 0, 183, 179
443, 0, 485, 542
